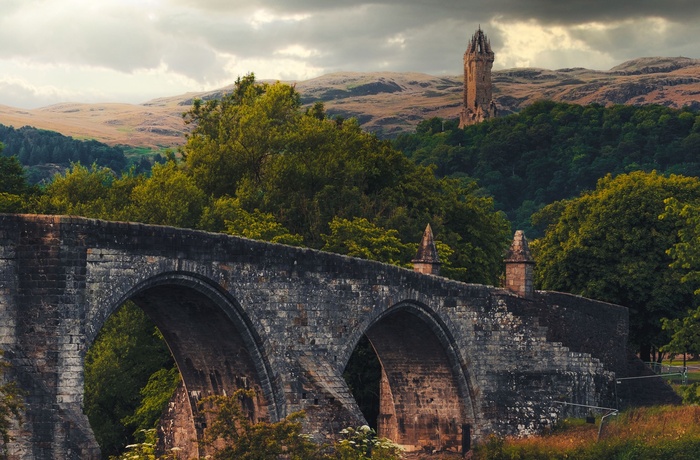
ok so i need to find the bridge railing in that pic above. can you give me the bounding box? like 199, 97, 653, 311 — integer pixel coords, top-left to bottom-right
643, 362, 690, 385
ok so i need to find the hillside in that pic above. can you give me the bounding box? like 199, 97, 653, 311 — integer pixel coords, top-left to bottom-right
1, 56, 699, 147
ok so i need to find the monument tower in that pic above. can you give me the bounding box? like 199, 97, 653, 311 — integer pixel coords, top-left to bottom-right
459, 27, 497, 128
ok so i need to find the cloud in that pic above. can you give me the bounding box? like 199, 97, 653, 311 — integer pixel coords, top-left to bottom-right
0, 77, 72, 109
0, 1, 699, 108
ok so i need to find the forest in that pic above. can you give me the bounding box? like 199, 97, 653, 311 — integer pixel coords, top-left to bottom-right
3, 76, 700, 458
0, 124, 158, 183
395, 101, 700, 235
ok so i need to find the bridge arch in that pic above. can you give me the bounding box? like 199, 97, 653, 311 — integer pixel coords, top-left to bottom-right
345, 300, 479, 452
86, 271, 282, 456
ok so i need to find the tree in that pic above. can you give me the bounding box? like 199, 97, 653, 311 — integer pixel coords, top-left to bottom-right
198, 391, 402, 460
198, 391, 323, 460
184, 77, 301, 198
322, 217, 414, 266
0, 153, 30, 196
128, 160, 206, 228
35, 163, 116, 217
661, 306, 700, 367
183, 75, 510, 284
532, 171, 700, 361
660, 196, 700, 367
394, 103, 700, 237
664, 195, 700, 293
200, 197, 303, 245
84, 303, 177, 458
121, 368, 180, 437
0, 148, 33, 213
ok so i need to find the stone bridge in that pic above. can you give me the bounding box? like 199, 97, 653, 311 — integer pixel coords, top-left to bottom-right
0, 214, 629, 459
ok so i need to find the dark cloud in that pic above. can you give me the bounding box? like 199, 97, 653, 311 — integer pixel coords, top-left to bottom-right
1, 0, 700, 107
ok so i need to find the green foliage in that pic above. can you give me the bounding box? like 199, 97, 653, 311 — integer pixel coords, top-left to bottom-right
121, 368, 180, 436
0, 124, 127, 182
322, 217, 414, 266
199, 391, 402, 460
184, 76, 301, 197
201, 197, 304, 245
35, 163, 116, 217
335, 426, 401, 460
107, 428, 181, 460
0, 352, 24, 460
108, 429, 158, 460
532, 171, 700, 360
199, 390, 323, 460
661, 306, 700, 359
0, 153, 31, 195
128, 160, 206, 228
395, 103, 700, 236
84, 303, 177, 458
0, 151, 34, 213
181, 75, 510, 284
0, 193, 25, 214
664, 196, 700, 293
679, 382, 700, 405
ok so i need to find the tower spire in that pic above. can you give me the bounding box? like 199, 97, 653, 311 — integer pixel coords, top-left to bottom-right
412, 224, 441, 275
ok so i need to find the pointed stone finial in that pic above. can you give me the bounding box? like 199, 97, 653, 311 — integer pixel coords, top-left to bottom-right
412, 224, 441, 275
504, 230, 535, 298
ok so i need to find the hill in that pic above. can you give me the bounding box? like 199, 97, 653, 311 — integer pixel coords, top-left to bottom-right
0, 56, 699, 147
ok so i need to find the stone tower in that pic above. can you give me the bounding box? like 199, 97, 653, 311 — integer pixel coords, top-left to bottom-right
504, 230, 535, 298
412, 224, 441, 275
459, 27, 497, 128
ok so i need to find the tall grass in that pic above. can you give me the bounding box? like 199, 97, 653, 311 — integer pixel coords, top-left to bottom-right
472, 406, 700, 460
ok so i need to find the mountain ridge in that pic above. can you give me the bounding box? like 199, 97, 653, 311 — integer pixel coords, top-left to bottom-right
1, 56, 699, 148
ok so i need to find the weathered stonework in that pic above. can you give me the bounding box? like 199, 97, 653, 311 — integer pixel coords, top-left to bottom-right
412, 224, 440, 276
459, 28, 497, 128
504, 230, 535, 298
0, 214, 632, 459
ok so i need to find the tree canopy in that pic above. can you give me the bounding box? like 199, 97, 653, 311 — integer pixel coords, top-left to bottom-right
532, 171, 700, 361
0, 124, 128, 182
0, 149, 34, 213
394, 101, 700, 236
177, 76, 512, 284
84, 303, 177, 458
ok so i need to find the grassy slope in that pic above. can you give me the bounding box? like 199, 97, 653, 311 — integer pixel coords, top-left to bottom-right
471, 405, 700, 460
1, 57, 699, 148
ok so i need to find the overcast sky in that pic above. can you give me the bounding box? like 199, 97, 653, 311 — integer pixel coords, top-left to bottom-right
1, 0, 699, 108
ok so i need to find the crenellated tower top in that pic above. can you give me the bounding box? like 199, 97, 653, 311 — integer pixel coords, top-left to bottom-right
466, 26, 493, 55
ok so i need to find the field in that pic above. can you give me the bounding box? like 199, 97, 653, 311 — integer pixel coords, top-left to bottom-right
469, 405, 700, 460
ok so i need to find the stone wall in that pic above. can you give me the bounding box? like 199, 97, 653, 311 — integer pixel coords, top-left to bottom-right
0, 214, 631, 459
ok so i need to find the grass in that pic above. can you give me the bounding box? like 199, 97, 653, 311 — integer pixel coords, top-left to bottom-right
664, 359, 700, 384
470, 405, 700, 460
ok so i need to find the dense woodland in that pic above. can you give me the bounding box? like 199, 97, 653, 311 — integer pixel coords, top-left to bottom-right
0, 124, 158, 183
395, 101, 700, 235
3, 77, 700, 458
